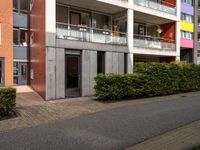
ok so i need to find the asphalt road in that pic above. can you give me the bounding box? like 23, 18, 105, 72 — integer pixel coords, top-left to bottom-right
1, 95, 200, 150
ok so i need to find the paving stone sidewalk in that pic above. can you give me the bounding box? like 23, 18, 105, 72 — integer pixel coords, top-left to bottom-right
1, 91, 200, 133
1, 91, 200, 150
126, 120, 200, 150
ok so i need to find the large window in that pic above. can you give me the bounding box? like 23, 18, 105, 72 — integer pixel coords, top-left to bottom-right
13, 0, 29, 14
92, 13, 111, 30
97, 52, 105, 74
181, 0, 193, 5
56, 5, 68, 23
181, 13, 193, 23
13, 28, 29, 46
181, 31, 193, 40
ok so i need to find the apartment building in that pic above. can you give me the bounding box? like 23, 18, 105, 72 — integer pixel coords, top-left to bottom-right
29, 0, 180, 100
0, 0, 199, 100
180, 0, 195, 63
196, 0, 200, 64
0, 0, 29, 87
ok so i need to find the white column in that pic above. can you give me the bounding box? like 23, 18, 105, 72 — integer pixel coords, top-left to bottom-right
127, 9, 134, 53
45, 0, 56, 47
127, 8, 134, 73
176, 0, 181, 61
127, 53, 134, 74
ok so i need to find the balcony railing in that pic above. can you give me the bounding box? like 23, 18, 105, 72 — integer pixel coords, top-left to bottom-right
134, 35, 176, 51
56, 23, 127, 46
134, 0, 176, 15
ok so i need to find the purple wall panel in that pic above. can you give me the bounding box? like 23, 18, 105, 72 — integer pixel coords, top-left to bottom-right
181, 3, 194, 16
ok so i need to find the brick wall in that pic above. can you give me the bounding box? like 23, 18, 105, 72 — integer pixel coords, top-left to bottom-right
0, 0, 13, 86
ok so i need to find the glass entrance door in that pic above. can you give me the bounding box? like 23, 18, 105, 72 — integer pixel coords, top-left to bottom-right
65, 55, 81, 97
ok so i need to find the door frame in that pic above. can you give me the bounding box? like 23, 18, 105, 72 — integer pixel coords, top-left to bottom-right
65, 52, 81, 97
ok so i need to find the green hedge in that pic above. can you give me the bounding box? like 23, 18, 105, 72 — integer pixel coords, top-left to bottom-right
94, 62, 200, 100
0, 88, 16, 117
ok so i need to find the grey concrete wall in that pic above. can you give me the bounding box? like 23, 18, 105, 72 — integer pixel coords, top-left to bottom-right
55, 48, 65, 99
56, 39, 129, 53
82, 50, 97, 96
118, 53, 125, 74
105, 52, 125, 74
46, 47, 56, 100
194, 0, 198, 64
46, 47, 66, 100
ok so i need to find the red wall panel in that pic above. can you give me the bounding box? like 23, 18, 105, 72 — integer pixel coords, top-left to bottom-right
30, 0, 46, 99
160, 22, 176, 42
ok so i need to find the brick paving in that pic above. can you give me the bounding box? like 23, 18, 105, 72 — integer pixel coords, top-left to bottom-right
126, 120, 200, 150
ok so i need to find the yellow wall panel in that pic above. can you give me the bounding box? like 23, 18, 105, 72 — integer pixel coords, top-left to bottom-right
180, 21, 194, 32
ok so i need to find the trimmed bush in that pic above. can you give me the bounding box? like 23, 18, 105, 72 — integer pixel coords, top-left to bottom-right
0, 88, 16, 117
94, 62, 200, 100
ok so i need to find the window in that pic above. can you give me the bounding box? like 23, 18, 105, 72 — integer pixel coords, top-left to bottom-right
13, 28, 29, 46
124, 53, 128, 74
181, 0, 193, 5
0, 58, 4, 86
56, 5, 68, 23
97, 52, 105, 74
13, 0, 29, 14
181, 31, 193, 40
181, 13, 193, 23
0, 24, 1, 45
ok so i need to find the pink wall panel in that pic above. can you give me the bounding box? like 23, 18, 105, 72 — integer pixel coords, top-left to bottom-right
180, 38, 194, 48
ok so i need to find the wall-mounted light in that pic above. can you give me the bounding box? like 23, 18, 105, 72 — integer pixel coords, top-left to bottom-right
157, 26, 163, 34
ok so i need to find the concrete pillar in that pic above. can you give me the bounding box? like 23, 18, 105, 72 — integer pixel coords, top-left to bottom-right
127, 9, 134, 53
118, 53, 125, 74
193, 0, 198, 64
45, 0, 56, 47
55, 48, 65, 99
105, 52, 113, 74
82, 50, 97, 96
112, 52, 119, 74
46, 47, 56, 100
176, 0, 181, 61
127, 8, 134, 73
82, 50, 90, 96
127, 53, 134, 74
89, 51, 97, 95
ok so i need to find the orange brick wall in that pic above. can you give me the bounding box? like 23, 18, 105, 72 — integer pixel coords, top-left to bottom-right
0, 0, 13, 86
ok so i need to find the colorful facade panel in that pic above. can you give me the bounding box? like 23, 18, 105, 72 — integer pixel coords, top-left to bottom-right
180, 38, 194, 48
180, 21, 194, 32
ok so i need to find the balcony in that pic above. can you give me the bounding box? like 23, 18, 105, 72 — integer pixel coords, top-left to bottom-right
56, 23, 127, 46
134, 0, 176, 15
134, 35, 176, 51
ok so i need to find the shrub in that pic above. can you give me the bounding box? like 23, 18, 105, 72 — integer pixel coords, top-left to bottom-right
94, 62, 200, 100
0, 88, 16, 117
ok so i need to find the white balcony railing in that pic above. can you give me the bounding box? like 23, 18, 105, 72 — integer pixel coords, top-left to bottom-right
134, 0, 176, 15
134, 35, 176, 51
56, 23, 127, 46
56, 23, 176, 51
